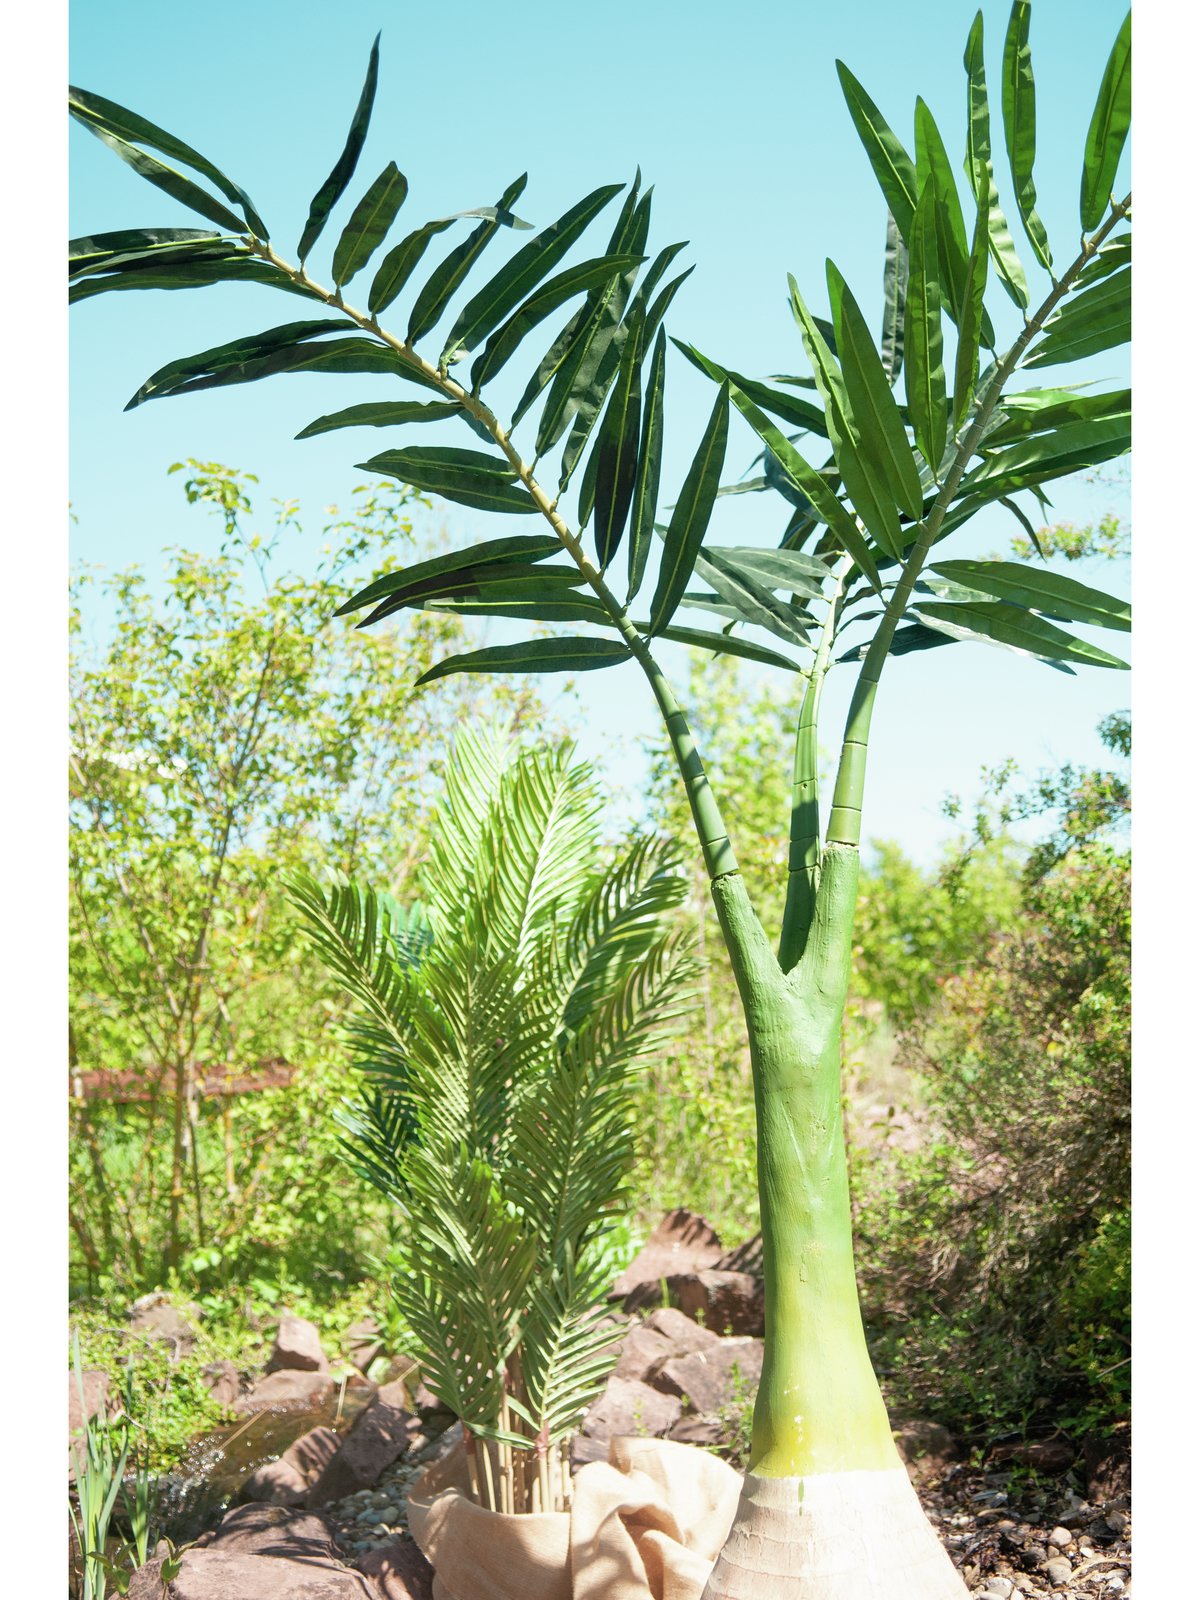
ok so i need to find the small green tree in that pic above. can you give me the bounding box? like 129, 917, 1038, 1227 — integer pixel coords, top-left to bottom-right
71, 4, 1130, 1590
70, 467, 542, 1283
291, 727, 692, 1513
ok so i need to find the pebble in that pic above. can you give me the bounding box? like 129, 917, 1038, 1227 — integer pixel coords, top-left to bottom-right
1045, 1556, 1073, 1585
982, 1578, 1014, 1598
1048, 1526, 1072, 1549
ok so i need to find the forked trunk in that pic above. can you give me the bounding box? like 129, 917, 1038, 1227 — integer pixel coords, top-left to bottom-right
704, 853, 968, 1599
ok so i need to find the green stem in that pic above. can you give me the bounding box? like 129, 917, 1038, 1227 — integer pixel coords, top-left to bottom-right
826, 191, 1131, 847
713, 853, 897, 1477
778, 556, 852, 972
253, 243, 737, 881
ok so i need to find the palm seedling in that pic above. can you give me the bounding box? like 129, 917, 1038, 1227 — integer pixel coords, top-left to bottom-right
71, 3, 1131, 1590
289, 727, 693, 1513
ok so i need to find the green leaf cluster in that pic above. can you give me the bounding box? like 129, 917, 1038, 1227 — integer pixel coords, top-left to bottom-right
290, 726, 693, 1462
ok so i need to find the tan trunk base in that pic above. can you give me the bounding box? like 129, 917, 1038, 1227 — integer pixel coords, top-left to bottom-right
700, 1466, 969, 1600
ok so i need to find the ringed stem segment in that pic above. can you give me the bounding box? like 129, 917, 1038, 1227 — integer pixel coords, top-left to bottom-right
250, 241, 737, 882
779, 556, 852, 971
824, 193, 1132, 848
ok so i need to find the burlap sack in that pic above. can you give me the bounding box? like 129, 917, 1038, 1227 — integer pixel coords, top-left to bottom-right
406, 1445, 570, 1600
408, 1437, 742, 1600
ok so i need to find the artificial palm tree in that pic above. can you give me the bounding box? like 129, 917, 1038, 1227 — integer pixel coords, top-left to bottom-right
71, 3, 1131, 1591
289, 727, 692, 1515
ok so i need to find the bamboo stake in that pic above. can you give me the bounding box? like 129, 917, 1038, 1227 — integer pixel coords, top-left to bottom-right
479, 1438, 498, 1514
464, 1431, 482, 1509
499, 1394, 515, 1516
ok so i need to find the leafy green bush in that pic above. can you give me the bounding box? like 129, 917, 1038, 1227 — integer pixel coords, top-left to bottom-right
70, 463, 547, 1293
858, 840, 1130, 1441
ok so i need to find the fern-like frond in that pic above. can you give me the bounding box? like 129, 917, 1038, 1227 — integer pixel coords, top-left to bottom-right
520, 1252, 625, 1446
424, 722, 511, 934
287, 872, 428, 1031
558, 834, 689, 1035
391, 1145, 537, 1441
473, 742, 601, 967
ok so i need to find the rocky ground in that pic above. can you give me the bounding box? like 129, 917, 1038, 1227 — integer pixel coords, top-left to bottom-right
71, 1211, 1132, 1599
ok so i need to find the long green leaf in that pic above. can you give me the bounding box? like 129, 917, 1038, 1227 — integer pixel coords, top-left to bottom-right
416, 637, 629, 686
986, 386, 1129, 444
428, 591, 611, 624
682, 346, 880, 588
835, 61, 919, 242
904, 183, 947, 473
70, 255, 323, 304
360, 564, 585, 630
68, 86, 268, 237
441, 184, 623, 366
408, 175, 530, 346
627, 327, 667, 604
705, 545, 828, 600
695, 551, 812, 646
469, 253, 644, 391
673, 342, 826, 435
298, 34, 380, 262
1023, 268, 1130, 368
69, 227, 226, 275
592, 319, 643, 568
359, 444, 539, 514
368, 219, 454, 315
880, 211, 908, 386
793, 275, 902, 558
915, 97, 970, 311
336, 533, 562, 616
929, 559, 1129, 630
521, 176, 649, 444
953, 158, 992, 429
959, 412, 1131, 498
647, 383, 729, 634
915, 600, 1128, 669
1081, 12, 1132, 230
508, 180, 642, 430
1001, 1, 1052, 271
332, 162, 408, 287
127, 319, 359, 406
539, 190, 651, 461
964, 11, 1030, 309
71, 114, 247, 233
296, 399, 461, 438
643, 623, 805, 673
827, 262, 924, 521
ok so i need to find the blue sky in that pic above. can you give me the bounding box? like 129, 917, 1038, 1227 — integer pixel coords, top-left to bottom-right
68, 0, 1132, 865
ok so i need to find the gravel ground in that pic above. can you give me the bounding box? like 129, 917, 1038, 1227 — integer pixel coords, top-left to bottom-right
920, 1463, 1132, 1598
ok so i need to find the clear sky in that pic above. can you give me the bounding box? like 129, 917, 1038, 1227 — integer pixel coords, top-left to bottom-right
68, 0, 1131, 864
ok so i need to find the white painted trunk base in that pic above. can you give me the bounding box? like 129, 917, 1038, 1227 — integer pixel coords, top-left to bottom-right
700, 1466, 969, 1600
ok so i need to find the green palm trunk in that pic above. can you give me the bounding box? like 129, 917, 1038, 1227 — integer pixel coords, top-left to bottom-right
714, 860, 897, 1480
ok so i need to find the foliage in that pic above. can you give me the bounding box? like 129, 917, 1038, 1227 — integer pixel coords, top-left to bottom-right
71, 0, 1133, 1548
70, 1334, 160, 1599
70, 464, 546, 1289
852, 839, 1020, 1031
857, 739, 1131, 1442
293, 726, 693, 1511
